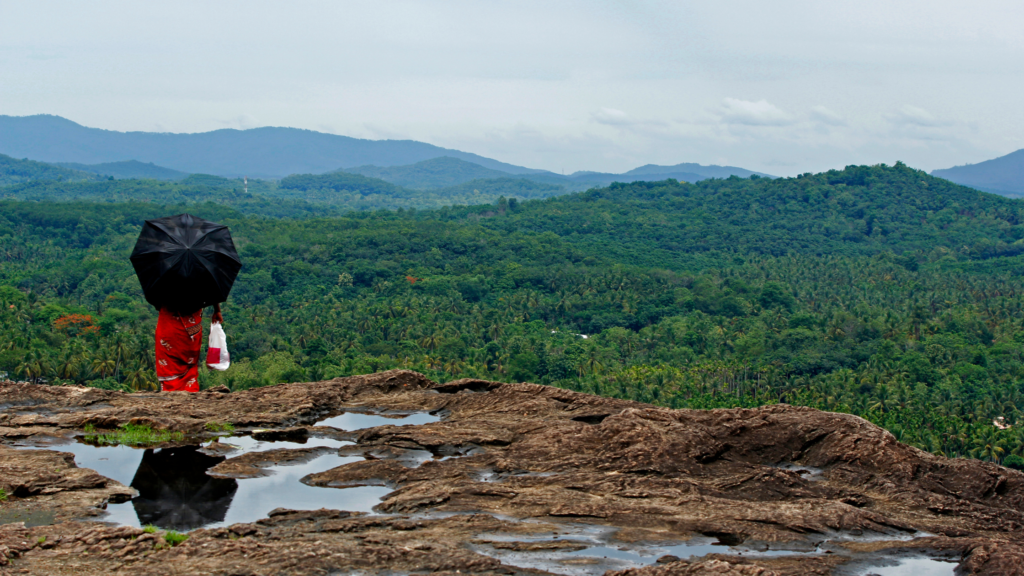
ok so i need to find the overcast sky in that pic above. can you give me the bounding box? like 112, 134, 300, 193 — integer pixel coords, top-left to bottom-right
1, 1, 1022, 175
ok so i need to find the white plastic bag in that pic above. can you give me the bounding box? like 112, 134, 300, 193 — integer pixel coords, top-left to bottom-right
206, 322, 231, 371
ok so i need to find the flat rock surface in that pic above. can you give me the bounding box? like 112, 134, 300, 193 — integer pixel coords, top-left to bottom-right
0, 370, 1022, 575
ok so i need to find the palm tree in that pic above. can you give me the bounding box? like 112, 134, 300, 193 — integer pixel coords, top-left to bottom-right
111, 332, 133, 383
91, 351, 116, 379
55, 354, 80, 381
419, 333, 442, 352
970, 429, 1006, 462
17, 351, 51, 383
443, 358, 466, 377
585, 347, 605, 376
123, 365, 155, 391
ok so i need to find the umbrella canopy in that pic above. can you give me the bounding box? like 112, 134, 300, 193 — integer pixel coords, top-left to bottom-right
130, 214, 242, 314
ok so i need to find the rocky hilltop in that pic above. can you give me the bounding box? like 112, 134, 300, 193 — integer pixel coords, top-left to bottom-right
1, 370, 1022, 575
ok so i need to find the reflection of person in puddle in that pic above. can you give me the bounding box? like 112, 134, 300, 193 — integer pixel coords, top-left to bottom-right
155, 303, 222, 392
130, 446, 237, 531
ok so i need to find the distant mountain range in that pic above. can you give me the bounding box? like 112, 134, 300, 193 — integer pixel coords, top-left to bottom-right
931, 149, 1024, 196
0, 115, 545, 178
0, 115, 770, 186
624, 163, 767, 179
11, 111, 1023, 205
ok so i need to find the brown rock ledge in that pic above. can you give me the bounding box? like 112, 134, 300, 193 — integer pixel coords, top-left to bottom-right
0, 370, 1022, 575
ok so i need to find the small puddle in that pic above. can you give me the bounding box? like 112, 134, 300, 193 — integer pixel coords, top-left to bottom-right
102, 445, 390, 530
26, 442, 147, 487
847, 556, 958, 576
475, 468, 558, 483
773, 462, 826, 481
16, 436, 390, 532
316, 411, 441, 430
104, 446, 238, 530
207, 435, 351, 456
471, 528, 951, 576
558, 536, 826, 570
0, 510, 56, 528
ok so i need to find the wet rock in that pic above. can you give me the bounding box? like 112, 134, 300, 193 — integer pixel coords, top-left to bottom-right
197, 439, 239, 457
474, 539, 590, 552
303, 458, 408, 487
0, 446, 124, 498
208, 446, 334, 478
432, 379, 503, 394
959, 540, 1024, 575
3, 371, 1024, 574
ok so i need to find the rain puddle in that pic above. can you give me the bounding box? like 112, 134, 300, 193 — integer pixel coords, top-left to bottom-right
475, 468, 558, 483
17, 437, 390, 532
32, 442, 147, 487
845, 556, 958, 576
559, 538, 823, 574
472, 527, 957, 576
773, 462, 826, 481
641, 537, 825, 560
0, 510, 56, 528
100, 445, 390, 531
316, 411, 441, 430
206, 434, 351, 456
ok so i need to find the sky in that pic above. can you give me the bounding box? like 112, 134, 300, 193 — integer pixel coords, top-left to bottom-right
1, 1, 1022, 176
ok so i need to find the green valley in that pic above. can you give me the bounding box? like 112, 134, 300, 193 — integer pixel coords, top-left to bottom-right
1, 162, 1023, 468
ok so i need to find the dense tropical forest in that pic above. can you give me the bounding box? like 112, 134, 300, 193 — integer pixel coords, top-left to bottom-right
0, 167, 568, 214
1, 162, 1023, 469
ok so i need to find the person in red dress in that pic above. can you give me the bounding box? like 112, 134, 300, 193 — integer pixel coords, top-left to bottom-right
155, 303, 222, 392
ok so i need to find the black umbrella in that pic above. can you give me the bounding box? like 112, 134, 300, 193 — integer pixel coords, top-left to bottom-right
130, 214, 242, 314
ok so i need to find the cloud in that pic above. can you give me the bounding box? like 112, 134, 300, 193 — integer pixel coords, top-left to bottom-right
810, 105, 845, 126
216, 114, 260, 130
589, 108, 670, 137
719, 98, 795, 126
591, 107, 632, 126
236, 114, 260, 130
888, 105, 948, 127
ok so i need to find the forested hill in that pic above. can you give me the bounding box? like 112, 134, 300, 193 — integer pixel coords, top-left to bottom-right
0, 154, 102, 186
56, 160, 188, 181
342, 157, 770, 193
458, 162, 1024, 268
344, 157, 513, 189
0, 168, 569, 215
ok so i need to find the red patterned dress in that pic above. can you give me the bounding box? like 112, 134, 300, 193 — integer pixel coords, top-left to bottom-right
155, 308, 203, 392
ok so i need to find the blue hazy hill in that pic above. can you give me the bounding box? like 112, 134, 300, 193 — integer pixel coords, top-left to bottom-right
0, 115, 547, 179
931, 149, 1024, 196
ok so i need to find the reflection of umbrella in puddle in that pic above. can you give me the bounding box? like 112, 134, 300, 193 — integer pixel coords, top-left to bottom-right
130, 446, 238, 531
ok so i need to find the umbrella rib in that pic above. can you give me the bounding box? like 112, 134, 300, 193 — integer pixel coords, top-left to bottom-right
191, 225, 229, 249
147, 221, 188, 247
